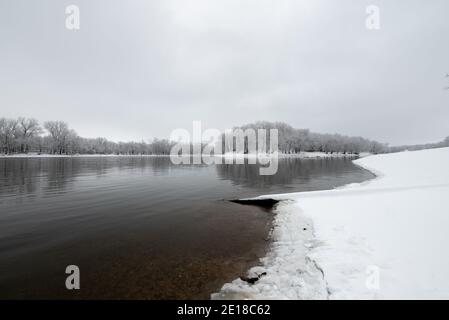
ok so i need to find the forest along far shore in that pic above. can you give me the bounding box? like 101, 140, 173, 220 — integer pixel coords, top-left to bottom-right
2, 117, 448, 157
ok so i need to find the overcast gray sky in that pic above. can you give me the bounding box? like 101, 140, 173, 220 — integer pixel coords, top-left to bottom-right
1, 0, 448, 145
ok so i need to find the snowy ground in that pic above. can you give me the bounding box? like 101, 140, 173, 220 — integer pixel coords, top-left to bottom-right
213, 147, 449, 300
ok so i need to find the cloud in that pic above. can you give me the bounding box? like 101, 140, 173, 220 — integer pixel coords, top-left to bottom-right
0, 0, 448, 145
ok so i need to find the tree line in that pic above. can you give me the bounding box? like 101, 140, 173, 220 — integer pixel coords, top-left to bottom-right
389, 137, 449, 153
230, 121, 388, 154
0, 118, 173, 155
2, 117, 445, 156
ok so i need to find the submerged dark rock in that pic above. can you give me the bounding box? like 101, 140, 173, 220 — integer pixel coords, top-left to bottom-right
230, 198, 279, 210
240, 272, 267, 284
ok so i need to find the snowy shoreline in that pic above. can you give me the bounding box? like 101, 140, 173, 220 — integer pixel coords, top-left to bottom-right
0, 152, 363, 159
0, 153, 170, 158
213, 147, 449, 299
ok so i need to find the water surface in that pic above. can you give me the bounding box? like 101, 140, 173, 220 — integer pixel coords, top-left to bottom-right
0, 156, 373, 299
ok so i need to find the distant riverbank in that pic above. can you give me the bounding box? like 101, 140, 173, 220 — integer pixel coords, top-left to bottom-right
0, 153, 169, 158
0, 152, 366, 159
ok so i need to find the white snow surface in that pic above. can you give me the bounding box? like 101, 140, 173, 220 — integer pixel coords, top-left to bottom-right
213, 147, 449, 300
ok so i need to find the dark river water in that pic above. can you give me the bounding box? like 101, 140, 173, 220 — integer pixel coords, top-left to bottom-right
0, 156, 373, 299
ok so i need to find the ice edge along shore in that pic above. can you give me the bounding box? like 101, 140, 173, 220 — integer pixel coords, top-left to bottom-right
213, 147, 449, 300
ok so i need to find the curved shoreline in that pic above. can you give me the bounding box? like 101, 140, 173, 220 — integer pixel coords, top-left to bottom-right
214, 148, 449, 299
213, 159, 377, 300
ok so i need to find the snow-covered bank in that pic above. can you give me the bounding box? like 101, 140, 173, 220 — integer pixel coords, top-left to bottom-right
219, 152, 362, 159
1, 151, 361, 159
213, 147, 449, 299
0, 153, 170, 158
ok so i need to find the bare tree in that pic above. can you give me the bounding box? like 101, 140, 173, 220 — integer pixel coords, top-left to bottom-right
17, 117, 42, 153
0, 118, 19, 154
44, 121, 71, 154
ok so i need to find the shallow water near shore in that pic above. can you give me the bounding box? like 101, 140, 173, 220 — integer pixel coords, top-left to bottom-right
0, 156, 373, 299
